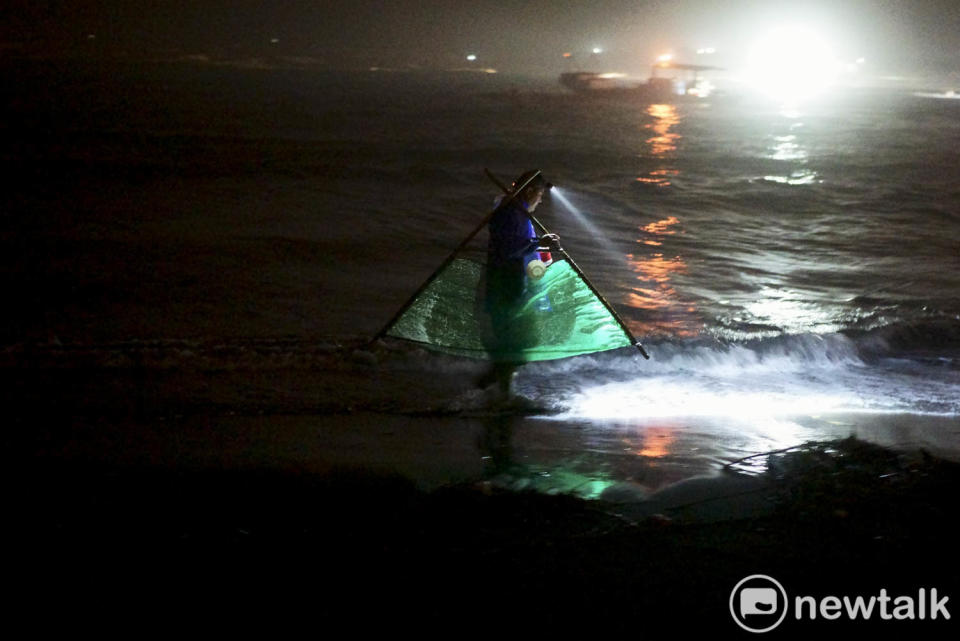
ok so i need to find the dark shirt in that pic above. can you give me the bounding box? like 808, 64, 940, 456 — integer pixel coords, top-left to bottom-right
485, 197, 538, 312
487, 198, 537, 268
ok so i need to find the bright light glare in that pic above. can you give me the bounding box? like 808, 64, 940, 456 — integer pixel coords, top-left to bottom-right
657, 53, 673, 62
746, 25, 840, 102
551, 188, 620, 257
744, 288, 842, 334
551, 188, 604, 239
688, 80, 715, 97
592, 47, 603, 54
564, 379, 864, 420
466, 54, 477, 61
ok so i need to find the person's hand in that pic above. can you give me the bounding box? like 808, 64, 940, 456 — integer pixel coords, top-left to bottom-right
539, 233, 561, 251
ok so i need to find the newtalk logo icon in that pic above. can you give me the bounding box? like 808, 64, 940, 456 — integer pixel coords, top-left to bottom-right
730, 575, 789, 632
730, 574, 951, 633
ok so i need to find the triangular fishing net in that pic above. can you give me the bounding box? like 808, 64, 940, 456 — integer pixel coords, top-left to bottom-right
383, 222, 635, 362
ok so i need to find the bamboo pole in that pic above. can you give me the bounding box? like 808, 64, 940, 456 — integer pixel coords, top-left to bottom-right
488, 169, 649, 359
372, 170, 545, 342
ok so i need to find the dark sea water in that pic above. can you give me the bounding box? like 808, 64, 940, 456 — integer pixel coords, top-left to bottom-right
4, 60, 959, 494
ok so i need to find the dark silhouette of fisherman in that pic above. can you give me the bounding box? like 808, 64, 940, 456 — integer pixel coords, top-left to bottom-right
480, 170, 559, 395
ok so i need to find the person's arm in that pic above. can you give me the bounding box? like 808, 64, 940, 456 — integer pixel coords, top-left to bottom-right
507, 235, 540, 259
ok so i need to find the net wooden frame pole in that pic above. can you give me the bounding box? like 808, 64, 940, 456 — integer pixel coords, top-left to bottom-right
489, 168, 648, 359
372, 171, 545, 343
527, 212, 650, 359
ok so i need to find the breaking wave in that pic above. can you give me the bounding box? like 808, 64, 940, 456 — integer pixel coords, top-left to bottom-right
5, 319, 956, 419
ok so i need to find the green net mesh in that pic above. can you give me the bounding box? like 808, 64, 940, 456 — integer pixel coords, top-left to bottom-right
385, 256, 634, 362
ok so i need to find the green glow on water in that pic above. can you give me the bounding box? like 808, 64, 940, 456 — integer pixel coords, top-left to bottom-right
489, 463, 616, 500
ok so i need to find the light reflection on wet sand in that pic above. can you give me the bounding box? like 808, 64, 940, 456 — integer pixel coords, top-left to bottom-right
31, 407, 960, 505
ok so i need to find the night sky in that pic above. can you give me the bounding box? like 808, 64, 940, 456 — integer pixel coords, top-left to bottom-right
3, 1, 959, 75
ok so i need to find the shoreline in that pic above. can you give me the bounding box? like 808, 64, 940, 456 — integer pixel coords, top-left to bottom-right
6, 344, 960, 634
11, 437, 960, 634
6, 352, 959, 633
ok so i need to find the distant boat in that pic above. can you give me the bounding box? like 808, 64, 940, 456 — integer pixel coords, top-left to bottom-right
560, 61, 722, 100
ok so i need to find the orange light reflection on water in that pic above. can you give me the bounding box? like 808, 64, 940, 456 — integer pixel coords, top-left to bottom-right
635, 169, 679, 187
626, 253, 685, 310
637, 103, 680, 186
624, 426, 677, 459
645, 103, 679, 155
631, 104, 701, 336
627, 216, 702, 337
641, 215, 680, 235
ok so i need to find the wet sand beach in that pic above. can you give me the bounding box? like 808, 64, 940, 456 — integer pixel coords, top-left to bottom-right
11, 427, 960, 636
6, 348, 960, 635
